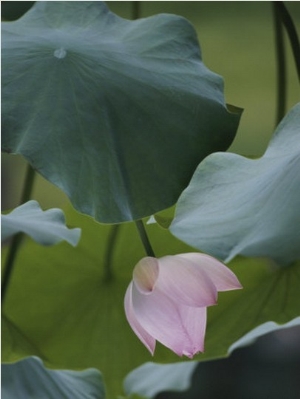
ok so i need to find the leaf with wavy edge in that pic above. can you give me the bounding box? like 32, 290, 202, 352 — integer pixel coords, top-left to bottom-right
2, 1, 241, 223
2, 356, 105, 399
170, 104, 300, 265
228, 316, 300, 353
2, 200, 81, 246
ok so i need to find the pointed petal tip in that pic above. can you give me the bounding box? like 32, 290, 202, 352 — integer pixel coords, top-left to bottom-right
149, 346, 155, 356
182, 339, 205, 358
226, 278, 243, 291
144, 340, 156, 356
182, 347, 204, 359
176, 252, 242, 292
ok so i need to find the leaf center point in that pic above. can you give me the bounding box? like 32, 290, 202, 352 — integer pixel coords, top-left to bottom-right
54, 48, 67, 59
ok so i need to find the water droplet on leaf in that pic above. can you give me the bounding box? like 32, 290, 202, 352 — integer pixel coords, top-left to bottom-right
54, 48, 67, 59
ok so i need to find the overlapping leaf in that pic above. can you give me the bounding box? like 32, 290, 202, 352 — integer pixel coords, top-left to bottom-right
1, 200, 81, 246
124, 315, 300, 399
228, 316, 300, 354
170, 104, 300, 265
123, 361, 197, 399
2, 356, 105, 399
2, 1, 241, 223
2, 206, 300, 398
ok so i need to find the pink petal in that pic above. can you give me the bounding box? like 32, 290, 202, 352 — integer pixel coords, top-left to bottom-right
178, 253, 242, 291
124, 282, 156, 355
133, 257, 159, 294
131, 282, 199, 357
179, 306, 207, 357
156, 255, 218, 307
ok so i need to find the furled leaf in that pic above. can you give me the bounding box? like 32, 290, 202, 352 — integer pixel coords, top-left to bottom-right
2, 356, 105, 399
123, 361, 197, 399
1, 1, 241, 223
1, 200, 81, 246
2, 206, 300, 397
170, 103, 300, 265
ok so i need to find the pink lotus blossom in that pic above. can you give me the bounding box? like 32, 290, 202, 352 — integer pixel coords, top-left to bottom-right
124, 253, 242, 358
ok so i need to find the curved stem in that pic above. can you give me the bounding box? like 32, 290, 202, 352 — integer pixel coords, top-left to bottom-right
273, 2, 286, 125
275, 2, 300, 81
103, 224, 121, 282
135, 220, 155, 257
2, 163, 36, 304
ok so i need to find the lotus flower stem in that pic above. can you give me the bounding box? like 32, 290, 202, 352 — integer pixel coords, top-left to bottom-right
103, 224, 121, 282
2, 164, 36, 304
274, 2, 300, 81
1, 233, 22, 303
273, 3, 286, 126
135, 220, 155, 258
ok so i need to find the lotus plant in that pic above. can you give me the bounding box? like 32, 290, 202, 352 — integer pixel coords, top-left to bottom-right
125, 253, 242, 358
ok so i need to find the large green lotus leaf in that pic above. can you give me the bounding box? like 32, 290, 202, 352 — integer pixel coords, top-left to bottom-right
1, 1, 241, 223
1, 200, 81, 246
170, 103, 300, 265
2, 206, 300, 398
2, 356, 105, 399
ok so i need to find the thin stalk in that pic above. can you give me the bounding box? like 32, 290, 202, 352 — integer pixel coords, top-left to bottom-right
273, 2, 286, 125
1, 233, 23, 302
20, 163, 36, 203
132, 1, 141, 20
2, 164, 36, 304
103, 224, 121, 282
135, 220, 155, 257
275, 2, 300, 81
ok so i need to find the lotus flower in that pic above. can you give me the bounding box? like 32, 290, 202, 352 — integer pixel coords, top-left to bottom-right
124, 253, 242, 358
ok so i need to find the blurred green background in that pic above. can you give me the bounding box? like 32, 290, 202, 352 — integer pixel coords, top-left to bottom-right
2, 2, 300, 398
